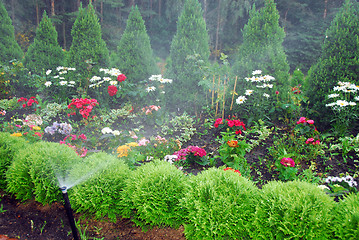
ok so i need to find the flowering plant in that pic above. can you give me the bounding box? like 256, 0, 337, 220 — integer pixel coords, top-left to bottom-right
224, 167, 242, 176
8, 118, 43, 143
145, 74, 173, 105
60, 133, 88, 157
173, 145, 208, 167
67, 98, 98, 120
43, 122, 73, 142
17, 96, 40, 111
214, 116, 246, 135
275, 154, 298, 181
321, 175, 358, 199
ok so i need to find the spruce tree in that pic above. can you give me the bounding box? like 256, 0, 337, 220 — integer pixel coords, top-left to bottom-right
306, 0, 359, 128
67, 3, 109, 89
0, 1, 23, 64
233, 0, 289, 88
23, 12, 65, 74
111, 5, 157, 84
167, 0, 210, 111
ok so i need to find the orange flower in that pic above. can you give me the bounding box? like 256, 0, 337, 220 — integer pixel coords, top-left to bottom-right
227, 140, 238, 147
224, 167, 241, 176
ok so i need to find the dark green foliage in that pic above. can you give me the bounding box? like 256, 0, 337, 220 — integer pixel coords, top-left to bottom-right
111, 6, 157, 84
305, 0, 359, 128
233, 0, 289, 88
250, 181, 335, 239
119, 160, 188, 229
6, 142, 81, 204
66, 3, 109, 89
69, 152, 131, 222
0, 132, 27, 189
166, 0, 210, 111
181, 167, 259, 239
23, 12, 65, 74
333, 193, 359, 239
0, 1, 23, 64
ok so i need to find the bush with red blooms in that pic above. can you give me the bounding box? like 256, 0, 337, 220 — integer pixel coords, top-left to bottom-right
17, 96, 40, 111
117, 74, 126, 82
67, 98, 98, 119
224, 167, 242, 176
107, 85, 118, 96
214, 116, 246, 134
173, 145, 207, 167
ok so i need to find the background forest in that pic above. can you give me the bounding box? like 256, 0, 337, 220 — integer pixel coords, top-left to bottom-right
3, 0, 346, 73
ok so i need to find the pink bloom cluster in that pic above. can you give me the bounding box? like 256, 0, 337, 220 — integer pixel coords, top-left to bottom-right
305, 138, 320, 145
297, 117, 314, 125
138, 138, 150, 146
68, 98, 98, 119
18, 96, 39, 109
142, 105, 161, 115
214, 116, 246, 134
60, 133, 88, 157
155, 135, 167, 143
173, 146, 206, 161
117, 74, 126, 82
280, 157, 295, 167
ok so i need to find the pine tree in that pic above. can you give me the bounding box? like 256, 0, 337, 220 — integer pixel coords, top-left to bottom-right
306, 0, 359, 127
167, 0, 210, 111
23, 12, 65, 74
0, 1, 23, 64
67, 3, 109, 89
111, 5, 157, 84
233, 0, 289, 88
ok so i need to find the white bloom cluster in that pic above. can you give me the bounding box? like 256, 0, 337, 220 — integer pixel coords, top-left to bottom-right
333, 81, 359, 93
101, 127, 121, 136
146, 86, 156, 92
89, 68, 123, 88
325, 175, 358, 188
45, 66, 76, 88
149, 74, 173, 84
246, 75, 275, 83
99, 68, 122, 76
56, 66, 76, 71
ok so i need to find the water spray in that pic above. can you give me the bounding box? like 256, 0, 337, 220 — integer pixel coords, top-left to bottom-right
60, 186, 79, 240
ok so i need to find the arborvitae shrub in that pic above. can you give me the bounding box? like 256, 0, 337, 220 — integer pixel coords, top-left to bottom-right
180, 167, 259, 239
0, 132, 27, 189
23, 12, 65, 74
0, 1, 23, 63
119, 160, 188, 229
250, 180, 335, 239
6, 142, 81, 204
333, 193, 359, 239
69, 152, 131, 222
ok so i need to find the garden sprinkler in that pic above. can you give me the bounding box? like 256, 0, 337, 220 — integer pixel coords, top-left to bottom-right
60, 186, 79, 240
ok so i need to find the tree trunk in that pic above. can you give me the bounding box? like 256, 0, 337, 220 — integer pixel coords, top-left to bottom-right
35, 0, 39, 26
100, 0, 103, 23
323, 0, 328, 19
61, 0, 66, 49
214, 0, 222, 61
203, 0, 207, 22
51, 0, 55, 16
158, 0, 162, 17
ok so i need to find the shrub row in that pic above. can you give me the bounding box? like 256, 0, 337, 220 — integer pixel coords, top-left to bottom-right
0, 134, 358, 239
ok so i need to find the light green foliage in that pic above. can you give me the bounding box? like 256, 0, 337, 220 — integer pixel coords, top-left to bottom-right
119, 160, 188, 229
23, 12, 65, 74
239, 119, 274, 150
111, 6, 157, 84
0, 97, 18, 111
233, 0, 289, 89
69, 152, 131, 222
6, 142, 81, 204
166, 0, 210, 111
181, 167, 259, 239
160, 112, 196, 143
250, 180, 336, 239
0, 132, 27, 189
0, 1, 23, 64
306, 0, 359, 128
39, 102, 67, 124
333, 193, 359, 239
329, 133, 359, 163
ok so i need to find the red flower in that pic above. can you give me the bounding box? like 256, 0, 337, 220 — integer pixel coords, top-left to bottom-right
224, 167, 242, 176
275, 91, 279, 95
280, 158, 295, 167
117, 74, 126, 82
108, 85, 118, 96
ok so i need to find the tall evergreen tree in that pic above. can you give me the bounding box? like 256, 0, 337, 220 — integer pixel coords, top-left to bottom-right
305, 0, 359, 127
67, 3, 109, 89
23, 11, 65, 74
111, 5, 157, 84
167, 0, 210, 111
0, 0, 23, 64
232, 0, 289, 88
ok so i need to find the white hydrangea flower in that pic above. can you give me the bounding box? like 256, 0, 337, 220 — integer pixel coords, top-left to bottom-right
101, 127, 113, 134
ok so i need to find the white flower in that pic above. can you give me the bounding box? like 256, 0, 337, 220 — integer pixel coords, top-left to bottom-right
46, 70, 52, 75
149, 75, 162, 81
336, 100, 349, 107
317, 185, 330, 191
59, 81, 67, 86
328, 93, 340, 98
59, 77, 65, 80
69, 81, 75, 85
262, 75, 275, 81
326, 102, 336, 107
252, 70, 262, 75
45, 81, 52, 87
90, 76, 101, 82
53, 75, 59, 79
263, 93, 270, 98
59, 70, 67, 74
146, 86, 156, 92
355, 96, 359, 101
236, 96, 247, 104
245, 89, 253, 96
56, 66, 64, 71
109, 81, 117, 85
103, 77, 111, 82
349, 101, 356, 106
68, 67, 76, 71
101, 127, 113, 134
112, 130, 121, 136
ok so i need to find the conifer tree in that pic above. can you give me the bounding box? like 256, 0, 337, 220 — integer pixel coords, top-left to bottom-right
167, 0, 210, 111
306, 0, 359, 127
233, 0, 289, 88
111, 5, 157, 84
0, 1, 23, 64
23, 12, 65, 74
67, 3, 109, 89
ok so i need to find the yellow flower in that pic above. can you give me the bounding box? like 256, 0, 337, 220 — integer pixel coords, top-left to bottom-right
126, 142, 139, 147
10, 132, 22, 137
117, 145, 131, 157
32, 126, 41, 131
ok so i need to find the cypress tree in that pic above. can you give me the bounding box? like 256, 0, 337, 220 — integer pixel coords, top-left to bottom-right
305, 0, 359, 128
0, 1, 23, 64
111, 6, 157, 84
233, 0, 289, 88
167, 0, 210, 111
67, 3, 109, 89
23, 12, 65, 74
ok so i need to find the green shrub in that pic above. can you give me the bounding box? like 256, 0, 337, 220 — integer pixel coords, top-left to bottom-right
250, 180, 336, 239
333, 193, 359, 239
0, 132, 27, 189
6, 141, 81, 204
119, 160, 188, 229
69, 152, 131, 222
181, 167, 259, 239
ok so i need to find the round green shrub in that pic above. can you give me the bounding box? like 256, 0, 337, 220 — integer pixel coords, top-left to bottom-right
181, 167, 259, 240
69, 152, 131, 222
6, 141, 81, 204
0, 132, 28, 189
119, 159, 188, 229
333, 193, 359, 239
250, 180, 336, 239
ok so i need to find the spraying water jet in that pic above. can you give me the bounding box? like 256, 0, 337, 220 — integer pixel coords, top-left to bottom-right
60, 186, 79, 240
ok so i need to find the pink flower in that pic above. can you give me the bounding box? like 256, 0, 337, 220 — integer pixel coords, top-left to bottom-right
227, 120, 235, 128
214, 118, 223, 128
138, 138, 150, 146
275, 91, 279, 95
307, 119, 314, 124
78, 134, 87, 140
314, 140, 320, 145
297, 117, 306, 124
280, 158, 295, 167
305, 138, 314, 144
